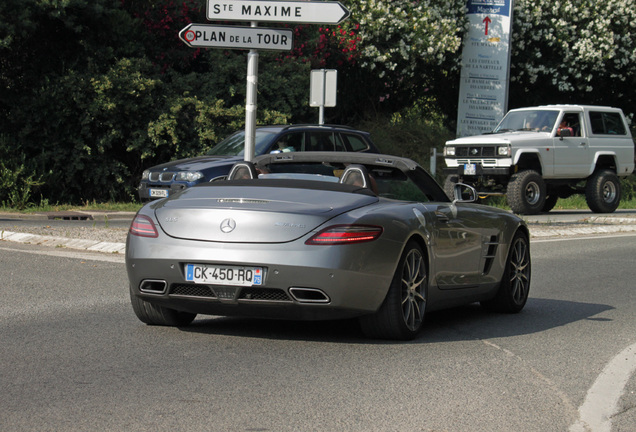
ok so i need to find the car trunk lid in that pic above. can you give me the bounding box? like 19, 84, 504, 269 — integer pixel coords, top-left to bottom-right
153, 182, 377, 243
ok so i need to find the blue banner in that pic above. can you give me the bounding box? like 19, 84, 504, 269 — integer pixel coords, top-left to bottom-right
467, 0, 512, 16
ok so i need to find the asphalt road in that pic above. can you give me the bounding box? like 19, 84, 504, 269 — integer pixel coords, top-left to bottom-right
1, 233, 635, 431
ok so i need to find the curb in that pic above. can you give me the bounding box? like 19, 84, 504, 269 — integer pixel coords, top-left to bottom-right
2, 223, 636, 255
0, 211, 137, 221
0, 231, 126, 254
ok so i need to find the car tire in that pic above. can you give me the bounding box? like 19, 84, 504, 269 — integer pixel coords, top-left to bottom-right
542, 194, 559, 213
359, 241, 427, 340
130, 285, 196, 326
506, 170, 546, 215
481, 231, 531, 313
443, 175, 458, 200
585, 169, 621, 213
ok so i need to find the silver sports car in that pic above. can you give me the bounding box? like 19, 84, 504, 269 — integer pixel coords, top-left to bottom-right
127, 152, 531, 340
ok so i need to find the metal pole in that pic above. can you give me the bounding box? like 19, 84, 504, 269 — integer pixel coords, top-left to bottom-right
244, 22, 259, 161
319, 69, 326, 125
430, 148, 437, 175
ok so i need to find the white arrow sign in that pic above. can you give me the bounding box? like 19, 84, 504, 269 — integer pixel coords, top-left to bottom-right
179, 24, 293, 50
207, 1, 350, 24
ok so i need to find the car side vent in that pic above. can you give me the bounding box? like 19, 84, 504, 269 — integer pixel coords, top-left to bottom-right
482, 235, 499, 275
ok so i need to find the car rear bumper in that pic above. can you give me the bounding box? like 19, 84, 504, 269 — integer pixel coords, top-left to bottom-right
126, 236, 399, 320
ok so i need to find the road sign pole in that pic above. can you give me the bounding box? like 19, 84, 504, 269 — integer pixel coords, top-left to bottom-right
319, 69, 326, 125
244, 22, 259, 161
310, 69, 337, 125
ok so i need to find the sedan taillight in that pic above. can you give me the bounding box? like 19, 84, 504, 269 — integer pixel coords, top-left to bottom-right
130, 214, 159, 238
305, 225, 383, 245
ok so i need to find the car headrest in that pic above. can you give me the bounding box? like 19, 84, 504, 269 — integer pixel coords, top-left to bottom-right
227, 162, 259, 180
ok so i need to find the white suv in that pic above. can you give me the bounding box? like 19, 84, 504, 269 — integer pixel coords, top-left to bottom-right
444, 105, 635, 214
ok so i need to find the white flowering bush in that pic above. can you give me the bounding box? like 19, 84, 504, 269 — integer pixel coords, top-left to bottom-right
329, 0, 636, 120
348, 0, 467, 79
510, 0, 636, 115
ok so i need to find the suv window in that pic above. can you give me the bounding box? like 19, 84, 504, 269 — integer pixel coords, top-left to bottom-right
339, 133, 369, 152
589, 112, 627, 135
306, 132, 336, 151
561, 113, 582, 136
271, 132, 304, 152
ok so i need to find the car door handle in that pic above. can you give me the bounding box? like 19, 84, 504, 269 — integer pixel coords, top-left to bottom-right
435, 211, 450, 223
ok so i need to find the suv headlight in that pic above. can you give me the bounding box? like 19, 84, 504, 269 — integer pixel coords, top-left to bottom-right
444, 146, 456, 156
175, 171, 204, 182
497, 146, 511, 156
141, 169, 150, 180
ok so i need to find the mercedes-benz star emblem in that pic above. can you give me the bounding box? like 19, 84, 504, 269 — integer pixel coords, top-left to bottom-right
220, 218, 236, 233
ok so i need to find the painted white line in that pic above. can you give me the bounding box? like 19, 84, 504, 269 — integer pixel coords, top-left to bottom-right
569, 343, 636, 432
532, 233, 636, 243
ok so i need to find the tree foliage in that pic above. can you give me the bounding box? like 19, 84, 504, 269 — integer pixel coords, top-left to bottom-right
510, 0, 636, 117
0, 0, 634, 205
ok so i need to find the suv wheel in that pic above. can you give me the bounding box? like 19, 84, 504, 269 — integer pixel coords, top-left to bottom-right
542, 194, 559, 213
506, 170, 546, 215
585, 169, 621, 213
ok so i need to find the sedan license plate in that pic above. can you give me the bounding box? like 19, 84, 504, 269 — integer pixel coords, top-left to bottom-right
463, 163, 477, 175
150, 189, 168, 198
185, 264, 263, 286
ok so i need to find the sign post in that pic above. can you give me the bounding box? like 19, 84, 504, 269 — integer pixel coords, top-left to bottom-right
455, 0, 514, 137
179, 1, 350, 161
245, 23, 259, 161
310, 69, 337, 125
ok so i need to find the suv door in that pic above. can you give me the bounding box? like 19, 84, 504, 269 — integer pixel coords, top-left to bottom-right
553, 112, 590, 177
269, 131, 305, 153
337, 132, 369, 152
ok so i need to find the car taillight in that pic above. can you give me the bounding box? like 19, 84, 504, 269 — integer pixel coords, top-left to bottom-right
130, 214, 159, 238
305, 225, 383, 245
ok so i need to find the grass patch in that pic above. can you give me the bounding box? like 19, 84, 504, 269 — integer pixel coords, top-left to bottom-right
485, 195, 636, 211
0, 200, 143, 214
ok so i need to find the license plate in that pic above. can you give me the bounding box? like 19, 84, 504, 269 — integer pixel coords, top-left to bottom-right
185, 264, 263, 286
463, 163, 477, 175
150, 189, 168, 198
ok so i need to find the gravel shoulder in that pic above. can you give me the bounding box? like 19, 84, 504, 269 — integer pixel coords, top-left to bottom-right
2, 210, 636, 253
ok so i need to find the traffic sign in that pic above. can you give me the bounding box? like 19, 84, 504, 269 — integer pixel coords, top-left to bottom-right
179, 24, 293, 50
207, 1, 350, 24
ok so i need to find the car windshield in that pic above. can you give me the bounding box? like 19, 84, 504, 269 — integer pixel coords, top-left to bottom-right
262, 162, 437, 202
206, 130, 278, 156
493, 110, 559, 133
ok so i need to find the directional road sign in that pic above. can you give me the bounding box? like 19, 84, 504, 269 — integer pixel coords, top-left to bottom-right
179, 24, 293, 50
207, 1, 350, 24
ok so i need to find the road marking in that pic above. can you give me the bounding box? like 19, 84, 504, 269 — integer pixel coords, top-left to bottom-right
569, 343, 636, 432
481, 339, 579, 423
532, 232, 636, 243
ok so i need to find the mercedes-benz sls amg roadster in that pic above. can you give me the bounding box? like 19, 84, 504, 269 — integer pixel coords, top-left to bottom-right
127, 152, 531, 340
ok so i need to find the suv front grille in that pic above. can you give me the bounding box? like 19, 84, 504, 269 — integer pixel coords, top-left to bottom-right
148, 172, 176, 182
455, 146, 497, 157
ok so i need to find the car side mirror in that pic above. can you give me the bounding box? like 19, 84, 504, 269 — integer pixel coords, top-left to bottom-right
453, 183, 478, 203
559, 128, 572, 138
